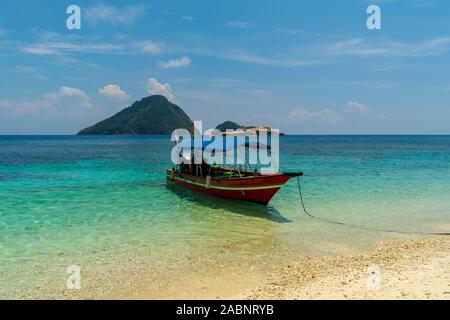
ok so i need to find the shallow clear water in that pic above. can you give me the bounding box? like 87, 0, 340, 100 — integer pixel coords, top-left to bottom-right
0, 135, 449, 298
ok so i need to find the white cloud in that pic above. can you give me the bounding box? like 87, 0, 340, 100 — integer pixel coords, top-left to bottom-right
182, 16, 194, 21
345, 101, 369, 113
20, 33, 322, 68
158, 56, 191, 69
147, 78, 176, 101
45, 87, 92, 108
85, 4, 150, 25
216, 50, 324, 67
328, 37, 450, 57
286, 107, 343, 124
134, 40, 165, 54
226, 21, 252, 28
22, 46, 61, 56
0, 87, 91, 115
22, 42, 125, 56
255, 101, 372, 128
172, 43, 323, 67
98, 84, 130, 101
21, 37, 163, 56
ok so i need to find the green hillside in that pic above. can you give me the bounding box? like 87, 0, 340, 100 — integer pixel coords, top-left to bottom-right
77, 95, 192, 135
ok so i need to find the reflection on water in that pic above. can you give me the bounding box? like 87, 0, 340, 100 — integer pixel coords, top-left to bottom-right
166, 184, 291, 223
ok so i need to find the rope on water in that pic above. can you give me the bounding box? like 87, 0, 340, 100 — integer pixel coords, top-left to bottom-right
295, 177, 450, 236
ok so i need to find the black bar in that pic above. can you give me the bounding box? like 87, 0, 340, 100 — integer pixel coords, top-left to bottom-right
0, 300, 446, 318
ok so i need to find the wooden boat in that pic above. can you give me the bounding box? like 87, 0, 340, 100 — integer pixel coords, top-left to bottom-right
168, 134, 302, 205
166, 167, 302, 205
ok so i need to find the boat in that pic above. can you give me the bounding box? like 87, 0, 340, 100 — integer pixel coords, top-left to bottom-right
167, 167, 302, 205
166, 137, 303, 205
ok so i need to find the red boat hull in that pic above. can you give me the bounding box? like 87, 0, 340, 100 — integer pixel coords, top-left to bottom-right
166, 169, 296, 205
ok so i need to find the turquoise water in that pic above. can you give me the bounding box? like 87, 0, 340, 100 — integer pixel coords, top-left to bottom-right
0, 135, 449, 298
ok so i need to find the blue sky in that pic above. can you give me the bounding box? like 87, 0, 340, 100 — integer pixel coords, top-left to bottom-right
0, 0, 449, 134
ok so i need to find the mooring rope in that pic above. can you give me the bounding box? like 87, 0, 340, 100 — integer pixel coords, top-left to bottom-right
296, 177, 450, 236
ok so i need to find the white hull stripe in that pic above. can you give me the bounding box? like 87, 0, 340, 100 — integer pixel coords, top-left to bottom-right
170, 176, 283, 191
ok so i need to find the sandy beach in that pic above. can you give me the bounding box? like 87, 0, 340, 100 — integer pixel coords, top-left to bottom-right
123, 236, 450, 300
3, 234, 448, 300
76, 236, 450, 300
241, 237, 450, 300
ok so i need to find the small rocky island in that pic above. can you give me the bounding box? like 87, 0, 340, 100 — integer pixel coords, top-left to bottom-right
216, 121, 281, 135
216, 121, 242, 132
77, 95, 192, 135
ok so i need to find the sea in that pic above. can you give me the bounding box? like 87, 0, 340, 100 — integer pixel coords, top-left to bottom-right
0, 135, 449, 298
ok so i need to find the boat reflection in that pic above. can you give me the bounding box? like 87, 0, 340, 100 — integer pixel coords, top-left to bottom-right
166, 184, 291, 223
